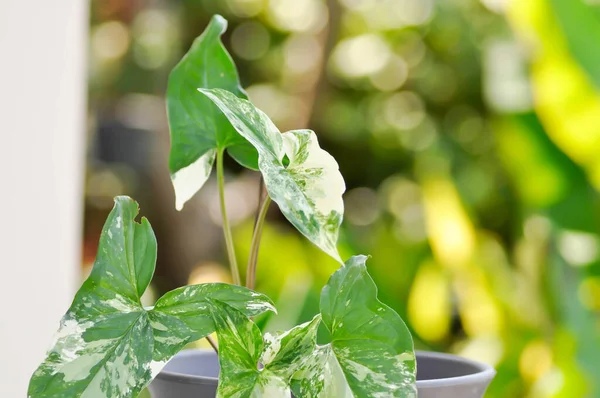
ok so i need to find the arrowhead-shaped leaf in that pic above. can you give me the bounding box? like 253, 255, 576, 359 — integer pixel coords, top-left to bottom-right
199, 88, 345, 262
167, 15, 258, 210
28, 197, 275, 398
210, 256, 416, 397
210, 301, 291, 398
261, 314, 321, 381
211, 304, 322, 398
291, 255, 417, 398
28, 197, 157, 398
153, 283, 277, 344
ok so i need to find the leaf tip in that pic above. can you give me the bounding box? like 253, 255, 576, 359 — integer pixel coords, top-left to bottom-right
259, 296, 278, 315
113, 195, 136, 207
174, 197, 185, 211
209, 14, 228, 33
140, 216, 152, 228
265, 301, 278, 315
112, 195, 141, 219
346, 254, 369, 266
334, 252, 344, 265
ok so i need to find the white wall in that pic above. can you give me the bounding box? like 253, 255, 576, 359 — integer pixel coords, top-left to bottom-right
0, 1, 88, 396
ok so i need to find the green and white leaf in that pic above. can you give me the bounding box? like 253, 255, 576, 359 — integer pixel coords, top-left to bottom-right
290, 345, 354, 398
28, 197, 275, 398
167, 15, 258, 210
261, 314, 321, 380
291, 255, 417, 398
170, 149, 216, 211
210, 301, 290, 398
153, 283, 276, 344
199, 88, 345, 262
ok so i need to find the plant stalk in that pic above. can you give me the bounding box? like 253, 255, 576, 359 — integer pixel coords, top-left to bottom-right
205, 335, 219, 354
246, 191, 271, 290
216, 148, 241, 285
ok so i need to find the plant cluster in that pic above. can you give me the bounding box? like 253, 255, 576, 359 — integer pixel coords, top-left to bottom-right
28, 15, 416, 398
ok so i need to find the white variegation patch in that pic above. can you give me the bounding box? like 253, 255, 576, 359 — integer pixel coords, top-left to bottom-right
171, 149, 216, 210
261, 314, 321, 377
104, 342, 142, 396
246, 300, 277, 314
45, 319, 102, 383
282, 130, 345, 217
153, 334, 188, 346
148, 360, 168, 378
150, 319, 168, 331
49, 319, 94, 356
339, 353, 416, 395
80, 367, 105, 398
291, 345, 353, 398
105, 295, 139, 312
60, 352, 105, 383
253, 372, 290, 398
261, 332, 282, 365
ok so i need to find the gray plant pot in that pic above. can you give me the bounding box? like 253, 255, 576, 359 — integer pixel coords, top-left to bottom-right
148, 349, 495, 397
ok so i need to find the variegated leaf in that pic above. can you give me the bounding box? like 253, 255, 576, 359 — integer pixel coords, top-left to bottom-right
291, 255, 418, 398
28, 197, 157, 398
261, 314, 321, 380
28, 197, 275, 398
290, 345, 353, 397
210, 301, 290, 398
167, 15, 258, 210
148, 283, 275, 366
153, 283, 276, 344
199, 88, 345, 262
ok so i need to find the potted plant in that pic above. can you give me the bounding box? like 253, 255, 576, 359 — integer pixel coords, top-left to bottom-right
28, 15, 495, 398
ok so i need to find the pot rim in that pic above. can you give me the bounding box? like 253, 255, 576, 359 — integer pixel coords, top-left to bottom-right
156, 349, 495, 388
413, 350, 496, 389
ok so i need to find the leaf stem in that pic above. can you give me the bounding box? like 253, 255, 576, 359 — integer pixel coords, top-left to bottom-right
216, 148, 241, 285
246, 187, 271, 290
205, 335, 219, 354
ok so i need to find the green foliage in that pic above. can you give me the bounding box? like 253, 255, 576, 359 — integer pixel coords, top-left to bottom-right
211, 301, 293, 398
496, 113, 598, 231
28, 199, 414, 397
291, 255, 417, 398
211, 256, 416, 398
168, 12, 345, 266
28, 197, 275, 398
82, 0, 600, 396
167, 15, 257, 210
30, 13, 418, 398
549, 0, 600, 89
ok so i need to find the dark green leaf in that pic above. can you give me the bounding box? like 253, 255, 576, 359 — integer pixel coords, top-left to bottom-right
167, 15, 258, 210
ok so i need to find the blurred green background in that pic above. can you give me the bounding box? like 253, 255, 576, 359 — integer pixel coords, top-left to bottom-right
84, 0, 600, 397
